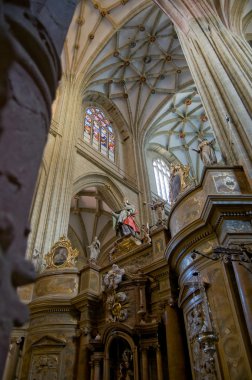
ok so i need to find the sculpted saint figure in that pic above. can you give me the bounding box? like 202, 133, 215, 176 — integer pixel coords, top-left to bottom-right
192, 138, 217, 165
149, 200, 166, 225
88, 236, 100, 262
119, 349, 134, 380
32, 249, 42, 272
170, 164, 190, 203
112, 198, 140, 238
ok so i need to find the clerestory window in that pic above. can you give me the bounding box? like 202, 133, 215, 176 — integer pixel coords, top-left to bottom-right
84, 106, 115, 161
153, 159, 170, 202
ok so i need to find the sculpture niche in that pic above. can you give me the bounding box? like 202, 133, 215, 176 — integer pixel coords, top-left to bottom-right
112, 199, 140, 238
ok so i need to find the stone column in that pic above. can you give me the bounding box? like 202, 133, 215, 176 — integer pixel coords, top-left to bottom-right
156, 345, 163, 380
232, 261, 252, 344
74, 264, 101, 379
93, 360, 100, 380
0, 1, 77, 377
75, 306, 93, 380
90, 360, 94, 380
31, 78, 81, 257
153, 0, 252, 182
165, 302, 187, 380
141, 347, 149, 380
76, 340, 90, 380
2, 338, 23, 380
93, 354, 103, 380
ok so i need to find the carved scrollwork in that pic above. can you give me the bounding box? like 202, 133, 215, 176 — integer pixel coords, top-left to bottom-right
103, 264, 129, 322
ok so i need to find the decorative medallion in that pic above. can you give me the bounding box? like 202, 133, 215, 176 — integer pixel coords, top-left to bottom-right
45, 236, 79, 269
213, 174, 240, 193
112, 302, 122, 317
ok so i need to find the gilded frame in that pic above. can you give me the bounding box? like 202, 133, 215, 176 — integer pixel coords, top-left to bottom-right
45, 236, 79, 269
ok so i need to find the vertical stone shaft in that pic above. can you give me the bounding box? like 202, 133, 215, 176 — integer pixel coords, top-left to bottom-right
2, 339, 21, 380
90, 361, 94, 380
141, 348, 149, 380
76, 342, 90, 380
165, 304, 187, 380
93, 356, 102, 380
36, 81, 80, 256
156, 346, 163, 380
232, 262, 252, 344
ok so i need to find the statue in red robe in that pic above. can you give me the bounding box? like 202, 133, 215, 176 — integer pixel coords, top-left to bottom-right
112, 199, 140, 238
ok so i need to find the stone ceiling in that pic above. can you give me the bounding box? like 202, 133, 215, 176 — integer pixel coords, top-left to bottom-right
147, 86, 223, 182
68, 187, 116, 266
71, 2, 222, 182
84, 4, 192, 137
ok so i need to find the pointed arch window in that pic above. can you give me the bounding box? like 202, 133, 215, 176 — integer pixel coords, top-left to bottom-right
84, 107, 115, 161
153, 159, 170, 202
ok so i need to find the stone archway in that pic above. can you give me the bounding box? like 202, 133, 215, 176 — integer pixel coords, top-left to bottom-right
103, 329, 138, 380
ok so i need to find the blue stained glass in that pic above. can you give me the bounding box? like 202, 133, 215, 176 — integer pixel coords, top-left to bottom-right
85, 123, 91, 133
85, 115, 92, 123
108, 133, 115, 152
93, 124, 99, 142
101, 128, 107, 148
84, 106, 115, 161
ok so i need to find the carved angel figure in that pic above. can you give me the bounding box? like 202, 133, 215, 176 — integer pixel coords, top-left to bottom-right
141, 224, 151, 244
103, 264, 125, 290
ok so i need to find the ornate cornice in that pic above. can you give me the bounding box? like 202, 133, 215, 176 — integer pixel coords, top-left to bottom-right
29, 298, 76, 316
71, 291, 100, 311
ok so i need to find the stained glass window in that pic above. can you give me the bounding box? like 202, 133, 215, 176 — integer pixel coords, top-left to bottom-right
153, 159, 170, 202
84, 107, 115, 161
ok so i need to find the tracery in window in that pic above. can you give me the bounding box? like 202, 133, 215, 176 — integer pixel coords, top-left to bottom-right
153, 159, 170, 202
84, 107, 115, 161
